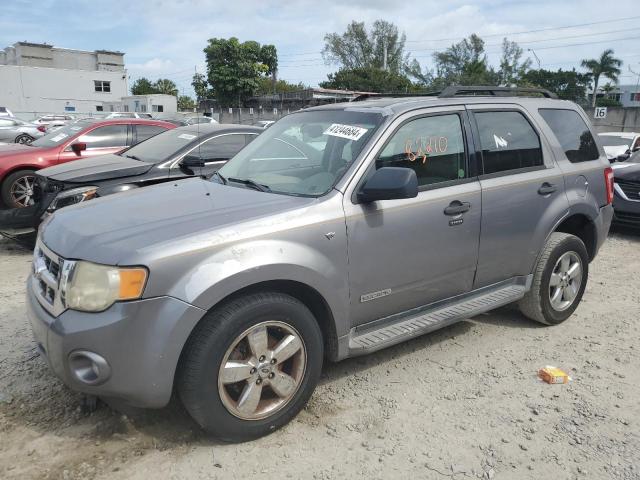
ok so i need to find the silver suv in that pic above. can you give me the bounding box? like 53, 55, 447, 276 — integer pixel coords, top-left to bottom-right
27, 87, 614, 441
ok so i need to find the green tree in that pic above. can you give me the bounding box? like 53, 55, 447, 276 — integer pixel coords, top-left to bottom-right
520, 68, 591, 102
204, 37, 277, 107
323, 20, 409, 73
255, 77, 306, 95
581, 49, 622, 107
154, 78, 178, 96
177, 95, 195, 110
191, 73, 210, 101
498, 38, 531, 85
432, 34, 499, 87
131, 77, 158, 95
320, 67, 415, 92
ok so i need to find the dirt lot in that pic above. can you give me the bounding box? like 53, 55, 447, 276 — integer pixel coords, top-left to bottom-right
0, 230, 638, 480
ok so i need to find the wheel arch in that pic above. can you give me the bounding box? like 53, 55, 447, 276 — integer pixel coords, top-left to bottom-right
553, 213, 597, 261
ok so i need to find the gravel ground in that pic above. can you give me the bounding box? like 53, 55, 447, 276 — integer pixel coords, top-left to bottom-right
0, 230, 638, 480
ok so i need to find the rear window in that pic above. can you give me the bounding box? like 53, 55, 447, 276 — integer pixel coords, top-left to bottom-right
539, 109, 599, 163
474, 111, 543, 174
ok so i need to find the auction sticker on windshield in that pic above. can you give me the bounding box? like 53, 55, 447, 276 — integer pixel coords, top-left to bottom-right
50, 133, 69, 143
324, 124, 368, 141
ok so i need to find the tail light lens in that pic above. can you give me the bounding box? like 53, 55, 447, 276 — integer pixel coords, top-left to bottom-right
37, 125, 46, 133
604, 167, 614, 205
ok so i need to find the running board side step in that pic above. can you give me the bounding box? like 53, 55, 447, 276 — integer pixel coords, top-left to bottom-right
348, 277, 530, 356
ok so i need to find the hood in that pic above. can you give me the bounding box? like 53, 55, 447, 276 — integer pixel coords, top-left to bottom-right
37, 154, 154, 183
612, 161, 640, 182
41, 178, 317, 265
0, 143, 45, 158
603, 145, 629, 159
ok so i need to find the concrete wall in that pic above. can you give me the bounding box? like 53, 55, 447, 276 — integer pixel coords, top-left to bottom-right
583, 107, 640, 133
0, 64, 127, 113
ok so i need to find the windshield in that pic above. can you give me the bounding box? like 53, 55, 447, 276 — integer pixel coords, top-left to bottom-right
598, 135, 633, 148
31, 121, 91, 148
120, 128, 202, 163
218, 109, 384, 196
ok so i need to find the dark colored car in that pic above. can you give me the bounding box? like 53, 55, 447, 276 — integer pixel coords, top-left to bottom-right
0, 119, 176, 208
0, 124, 261, 235
612, 153, 640, 226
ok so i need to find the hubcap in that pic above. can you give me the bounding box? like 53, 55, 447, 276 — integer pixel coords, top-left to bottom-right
17, 135, 32, 144
218, 321, 306, 420
549, 251, 583, 312
10, 175, 36, 207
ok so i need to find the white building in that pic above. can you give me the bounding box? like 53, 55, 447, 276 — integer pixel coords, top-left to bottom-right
118, 94, 177, 114
0, 42, 127, 115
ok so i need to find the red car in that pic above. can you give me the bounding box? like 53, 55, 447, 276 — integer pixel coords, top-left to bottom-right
0, 118, 176, 208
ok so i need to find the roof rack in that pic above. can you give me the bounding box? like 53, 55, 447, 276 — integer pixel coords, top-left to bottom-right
439, 86, 558, 99
350, 91, 440, 102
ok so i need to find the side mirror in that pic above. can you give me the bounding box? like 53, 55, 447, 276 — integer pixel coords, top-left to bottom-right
357, 167, 418, 203
181, 154, 205, 168
71, 142, 87, 154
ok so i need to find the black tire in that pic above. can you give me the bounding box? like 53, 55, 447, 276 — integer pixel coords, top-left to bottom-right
1, 170, 37, 208
177, 292, 323, 442
519, 232, 589, 325
14, 134, 34, 144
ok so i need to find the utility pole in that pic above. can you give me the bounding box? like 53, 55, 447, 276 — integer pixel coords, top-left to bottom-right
630, 64, 640, 104
383, 38, 388, 72
528, 49, 541, 69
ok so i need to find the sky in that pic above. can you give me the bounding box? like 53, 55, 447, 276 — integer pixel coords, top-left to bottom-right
1, 0, 640, 97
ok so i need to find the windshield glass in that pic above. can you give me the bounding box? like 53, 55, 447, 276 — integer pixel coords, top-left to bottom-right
218, 109, 384, 196
31, 121, 91, 148
598, 135, 633, 148
120, 128, 202, 162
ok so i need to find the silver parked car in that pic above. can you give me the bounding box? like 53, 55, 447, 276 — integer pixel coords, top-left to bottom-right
33, 114, 75, 132
28, 87, 613, 441
0, 117, 45, 144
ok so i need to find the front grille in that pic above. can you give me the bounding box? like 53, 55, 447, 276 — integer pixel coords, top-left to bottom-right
616, 179, 640, 200
32, 240, 67, 316
615, 210, 640, 224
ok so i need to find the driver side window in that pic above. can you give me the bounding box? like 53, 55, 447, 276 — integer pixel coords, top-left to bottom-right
377, 114, 467, 187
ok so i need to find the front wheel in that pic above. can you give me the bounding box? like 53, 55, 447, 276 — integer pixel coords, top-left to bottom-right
15, 134, 34, 144
519, 232, 589, 325
1, 170, 38, 208
177, 292, 323, 442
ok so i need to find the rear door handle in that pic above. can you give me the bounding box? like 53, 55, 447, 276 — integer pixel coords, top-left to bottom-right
538, 182, 557, 195
444, 200, 471, 216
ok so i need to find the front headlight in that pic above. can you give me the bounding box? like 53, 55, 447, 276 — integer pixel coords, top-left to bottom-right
48, 186, 98, 212
62, 261, 148, 312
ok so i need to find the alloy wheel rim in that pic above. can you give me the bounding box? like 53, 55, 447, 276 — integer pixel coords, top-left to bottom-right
16, 135, 32, 144
549, 251, 583, 312
10, 175, 36, 207
218, 321, 307, 421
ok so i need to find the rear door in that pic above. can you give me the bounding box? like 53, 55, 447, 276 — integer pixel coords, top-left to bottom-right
468, 105, 570, 288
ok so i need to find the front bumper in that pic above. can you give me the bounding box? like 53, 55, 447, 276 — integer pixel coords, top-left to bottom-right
613, 185, 640, 226
27, 279, 206, 408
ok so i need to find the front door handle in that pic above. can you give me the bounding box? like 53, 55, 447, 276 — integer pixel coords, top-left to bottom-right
538, 182, 557, 195
444, 200, 471, 216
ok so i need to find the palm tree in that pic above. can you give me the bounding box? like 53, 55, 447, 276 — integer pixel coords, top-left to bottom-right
581, 49, 622, 107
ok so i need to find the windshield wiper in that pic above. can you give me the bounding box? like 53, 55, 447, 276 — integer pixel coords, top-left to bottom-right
213, 170, 227, 185
228, 177, 271, 192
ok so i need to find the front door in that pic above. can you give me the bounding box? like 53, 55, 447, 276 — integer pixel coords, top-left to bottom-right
343, 108, 482, 327
58, 124, 129, 164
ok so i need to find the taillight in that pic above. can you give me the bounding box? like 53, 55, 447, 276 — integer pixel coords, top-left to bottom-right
37, 125, 46, 133
604, 167, 614, 205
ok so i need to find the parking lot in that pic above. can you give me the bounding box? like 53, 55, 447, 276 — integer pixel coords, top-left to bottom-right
0, 229, 638, 480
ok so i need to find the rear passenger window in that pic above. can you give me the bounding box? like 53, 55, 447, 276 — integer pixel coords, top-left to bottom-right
376, 114, 466, 187
539, 109, 599, 163
474, 111, 543, 174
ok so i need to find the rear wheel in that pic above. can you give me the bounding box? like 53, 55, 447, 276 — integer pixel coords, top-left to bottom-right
1, 170, 38, 208
519, 232, 589, 325
14, 134, 34, 145
178, 292, 323, 442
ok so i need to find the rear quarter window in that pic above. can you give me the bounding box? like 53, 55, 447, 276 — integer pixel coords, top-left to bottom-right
539, 109, 599, 163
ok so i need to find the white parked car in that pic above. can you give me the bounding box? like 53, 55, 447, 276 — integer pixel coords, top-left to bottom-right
598, 132, 640, 161
105, 112, 153, 119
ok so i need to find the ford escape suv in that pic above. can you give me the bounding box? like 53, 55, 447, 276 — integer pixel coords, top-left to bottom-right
27, 86, 614, 441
